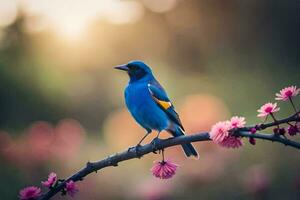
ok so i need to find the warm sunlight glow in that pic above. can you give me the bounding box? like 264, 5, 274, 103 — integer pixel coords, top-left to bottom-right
54, 18, 86, 41
19, 0, 145, 41
143, 0, 177, 13
0, 0, 17, 27
103, 1, 144, 24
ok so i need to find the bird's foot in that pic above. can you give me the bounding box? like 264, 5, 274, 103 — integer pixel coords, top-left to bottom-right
151, 137, 162, 154
128, 144, 143, 158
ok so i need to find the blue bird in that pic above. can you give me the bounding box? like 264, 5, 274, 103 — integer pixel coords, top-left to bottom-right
115, 61, 198, 158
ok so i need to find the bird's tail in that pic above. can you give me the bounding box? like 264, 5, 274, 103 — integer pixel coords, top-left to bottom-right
169, 126, 199, 159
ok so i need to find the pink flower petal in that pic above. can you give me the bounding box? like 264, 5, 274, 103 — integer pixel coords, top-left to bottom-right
275, 85, 300, 101
65, 180, 79, 197
230, 116, 246, 128
257, 102, 280, 118
209, 121, 231, 143
42, 172, 57, 188
151, 160, 178, 179
19, 186, 41, 200
219, 136, 243, 148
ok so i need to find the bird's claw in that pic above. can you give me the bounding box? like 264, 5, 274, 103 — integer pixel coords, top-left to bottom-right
151, 137, 162, 153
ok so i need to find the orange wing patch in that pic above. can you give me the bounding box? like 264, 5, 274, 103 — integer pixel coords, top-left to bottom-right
152, 96, 172, 110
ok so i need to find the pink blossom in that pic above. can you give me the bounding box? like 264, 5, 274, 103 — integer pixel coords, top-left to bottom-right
219, 136, 243, 148
275, 85, 300, 101
210, 121, 243, 148
19, 186, 41, 200
209, 121, 231, 143
65, 180, 78, 197
151, 160, 178, 179
42, 172, 57, 188
257, 102, 280, 118
230, 116, 246, 128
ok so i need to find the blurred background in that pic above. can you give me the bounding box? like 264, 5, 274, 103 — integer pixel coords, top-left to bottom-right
0, 0, 299, 199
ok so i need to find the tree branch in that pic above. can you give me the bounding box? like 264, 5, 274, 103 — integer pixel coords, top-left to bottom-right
38, 113, 300, 200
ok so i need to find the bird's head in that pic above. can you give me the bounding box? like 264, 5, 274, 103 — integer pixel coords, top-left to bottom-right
114, 60, 153, 82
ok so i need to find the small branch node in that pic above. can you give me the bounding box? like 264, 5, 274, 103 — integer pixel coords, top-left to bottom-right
86, 161, 93, 168
107, 155, 119, 166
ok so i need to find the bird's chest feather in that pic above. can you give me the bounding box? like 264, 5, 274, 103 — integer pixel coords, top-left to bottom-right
124, 83, 169, 131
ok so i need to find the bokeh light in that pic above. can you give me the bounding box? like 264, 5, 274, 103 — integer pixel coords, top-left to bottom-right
143, 0, 177, 13
0, 0, 18, 27
179, 94, 230, 133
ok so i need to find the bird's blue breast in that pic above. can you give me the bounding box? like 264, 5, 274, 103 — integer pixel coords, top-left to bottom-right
125, 82, 169, 132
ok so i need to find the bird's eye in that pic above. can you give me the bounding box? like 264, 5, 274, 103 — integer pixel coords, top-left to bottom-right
129, 64, 138, 70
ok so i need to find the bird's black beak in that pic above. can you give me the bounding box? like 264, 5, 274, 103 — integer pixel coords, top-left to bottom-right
114, 64, 129, 71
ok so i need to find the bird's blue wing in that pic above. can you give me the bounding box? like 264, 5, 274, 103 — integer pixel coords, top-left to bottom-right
148, 82, 185, 131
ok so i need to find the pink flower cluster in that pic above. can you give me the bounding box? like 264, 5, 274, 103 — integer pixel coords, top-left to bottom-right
151, 160, 178, 179
209, 116, 245, 148
257, 85, 299, 136
257, 85, 299, 119
19, 172, 78, 200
